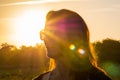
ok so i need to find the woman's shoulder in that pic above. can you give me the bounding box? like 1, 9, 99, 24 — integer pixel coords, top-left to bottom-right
89, 66, 112, 80
33, 71, 51, 80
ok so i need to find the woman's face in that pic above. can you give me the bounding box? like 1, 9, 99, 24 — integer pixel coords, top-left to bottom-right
41, 18, 85, 58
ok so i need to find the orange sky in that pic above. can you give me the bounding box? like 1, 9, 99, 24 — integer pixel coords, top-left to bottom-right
0, 0, 120, 47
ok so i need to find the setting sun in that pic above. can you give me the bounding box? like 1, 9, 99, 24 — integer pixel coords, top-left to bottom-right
12, 9, 46, 47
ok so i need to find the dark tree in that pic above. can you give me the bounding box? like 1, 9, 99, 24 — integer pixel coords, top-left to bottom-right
93, 38, 120, 64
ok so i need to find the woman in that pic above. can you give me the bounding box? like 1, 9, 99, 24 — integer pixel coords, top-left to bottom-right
34, 9, 111, 80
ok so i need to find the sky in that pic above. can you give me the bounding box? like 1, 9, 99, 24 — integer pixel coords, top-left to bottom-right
0, 0, 120, 47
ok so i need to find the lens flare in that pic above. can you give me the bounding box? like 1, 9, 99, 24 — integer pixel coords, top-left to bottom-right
69, 44, 76, 50
78, 49, 85, 55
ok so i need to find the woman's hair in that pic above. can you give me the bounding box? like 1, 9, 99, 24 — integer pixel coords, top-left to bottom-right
45, 9, 98, 70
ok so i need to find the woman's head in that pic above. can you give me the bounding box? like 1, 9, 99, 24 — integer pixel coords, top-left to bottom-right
45, 9, 89, 41
40, 9, 96, 68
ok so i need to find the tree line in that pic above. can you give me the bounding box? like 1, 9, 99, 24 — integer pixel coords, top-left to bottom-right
0, 38, 120, 80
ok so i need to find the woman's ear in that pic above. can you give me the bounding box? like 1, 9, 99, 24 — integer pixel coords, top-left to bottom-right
40, 30, 45, 40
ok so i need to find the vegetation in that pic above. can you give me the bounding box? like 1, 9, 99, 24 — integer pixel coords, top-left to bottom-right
0, 43, 50, 80
0, 38, 120, 80
93, 38, 120, 80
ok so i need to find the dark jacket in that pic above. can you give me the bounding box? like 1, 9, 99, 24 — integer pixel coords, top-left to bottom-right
34, 66, 112, 80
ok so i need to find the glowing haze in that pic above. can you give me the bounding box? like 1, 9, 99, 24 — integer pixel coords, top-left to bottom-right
12, 9, 46, 47
0, 0, 120, 47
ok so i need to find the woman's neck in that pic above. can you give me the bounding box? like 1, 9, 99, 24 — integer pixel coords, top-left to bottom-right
49, 58, 91, 80
50, 60, 73, 80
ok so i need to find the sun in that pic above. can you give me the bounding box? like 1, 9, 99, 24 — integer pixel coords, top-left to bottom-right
12, 9, 46, 47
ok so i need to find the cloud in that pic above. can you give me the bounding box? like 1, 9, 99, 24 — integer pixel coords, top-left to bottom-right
0, 0, 55, 7
0, 0, 92, 7
92, 7, 119, 12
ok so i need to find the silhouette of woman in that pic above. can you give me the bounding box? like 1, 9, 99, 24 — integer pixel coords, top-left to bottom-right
34, 9, 111, 80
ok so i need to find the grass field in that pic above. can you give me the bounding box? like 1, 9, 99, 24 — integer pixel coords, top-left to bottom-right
0, 67, 42, 80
